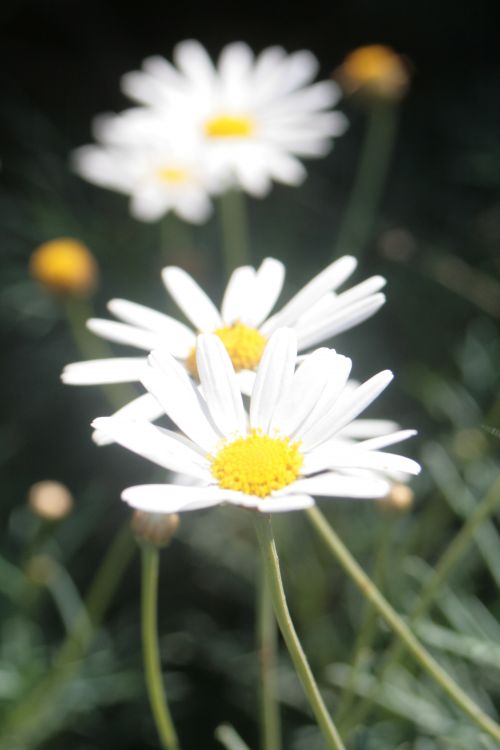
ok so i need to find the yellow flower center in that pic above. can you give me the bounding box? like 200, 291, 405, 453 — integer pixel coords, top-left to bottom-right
29, 238, 98, 297
338, 45, 409, 99
157, 167, 189, 184
211, 430, 303, 497
186, 322, 267, 378
204, 114, 255, 139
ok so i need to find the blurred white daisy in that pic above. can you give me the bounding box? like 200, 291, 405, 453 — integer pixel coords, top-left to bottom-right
92, 329, 419, 514
62, 256, 387, 439
73, 109, 217, 223
120, 40, 348, 196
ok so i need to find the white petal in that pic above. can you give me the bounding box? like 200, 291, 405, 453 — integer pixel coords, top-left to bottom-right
130, 187, 171, 222
329, 449, 421, 476
195, 334, 246, 436
327, 276, 386, 311
173, 39, 216, 89
221, 266, 257, 325
356, 429, 417, 451
92, 418, 210, 479
250, 329, 297, 433
108, 299, 195, 357
248, 258, 286, 327
235, 369, 257, 396
122, 484, 228, 513
299, 370, 394, 450
87, 319, 161, 351
285, 473, 391, 499
256, 494, 315, 513
261, 256, 357, 335
143, 349, 221, 451
61, 357, 148, 385
295, 294, 386, 351
161, 267, 222, 332
270, 348, 337, 436
92, 393, 165, 446
339, 419, 399, 439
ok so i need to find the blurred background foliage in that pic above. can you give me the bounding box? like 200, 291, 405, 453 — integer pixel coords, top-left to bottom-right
0, 0, 499, 748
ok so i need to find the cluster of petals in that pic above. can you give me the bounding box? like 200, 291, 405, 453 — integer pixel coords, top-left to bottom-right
93, 329, 420, 515
73, 40, 348, 222
62, 256, 389, 443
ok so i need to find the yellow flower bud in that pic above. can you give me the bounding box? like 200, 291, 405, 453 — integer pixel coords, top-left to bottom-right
131, 511, 180, 548
28, 480, 74, 521
30, 238, 98, 296
336, 45, 410, 101
381, 482, 415, 512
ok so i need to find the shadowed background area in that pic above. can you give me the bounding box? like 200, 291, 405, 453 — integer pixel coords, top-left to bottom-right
0, 1, 499, 748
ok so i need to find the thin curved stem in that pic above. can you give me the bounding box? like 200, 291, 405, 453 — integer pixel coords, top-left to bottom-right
334, 100, 398, 260
218, 190, 251, 273
257, 558, 281, 750
306, 506, 500, 743
253, 515, 346, 750
141, 544, 180, 750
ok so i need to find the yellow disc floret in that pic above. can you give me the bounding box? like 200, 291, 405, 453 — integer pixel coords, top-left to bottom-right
211, 430, 303, 497
157, 167, 189, 184
204, 114, 255, 138
30, 238, 98, 297
186, 322, 267, 378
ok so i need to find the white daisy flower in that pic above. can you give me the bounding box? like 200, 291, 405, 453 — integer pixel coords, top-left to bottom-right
73, 109, 217, 223
120, 40, 348, 196
92, 329, 420, 514
62, 256, 387, 439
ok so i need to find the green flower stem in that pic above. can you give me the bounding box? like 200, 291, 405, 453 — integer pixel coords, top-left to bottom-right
306, 506, 500, 743
160, 213, 192, 261
334, 100, 398, 260
218, 189, 251, 273
141, 544, 180, 750
64, 297, 135, 410
0, 522, 135, 749
344, 474, 500, 730
257, 558, 282, 750
253, 515, 346, 750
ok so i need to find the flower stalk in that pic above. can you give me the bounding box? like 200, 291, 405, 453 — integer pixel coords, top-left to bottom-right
257, 560, 282, 750
218, 189, 251, 272
306, 505, 500, 743
141, 543, 180, 750
253, 514, 346, 750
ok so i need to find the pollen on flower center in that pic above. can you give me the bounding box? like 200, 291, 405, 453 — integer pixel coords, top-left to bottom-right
210, 430, 303, 497
204, 114, 255, 139
157, 167, 189, 184
186, 322, 266, 378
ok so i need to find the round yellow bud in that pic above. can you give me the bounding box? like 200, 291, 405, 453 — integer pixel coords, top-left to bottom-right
30, 238, 98, 296
28, 480, 74, 521
381, 482, 415, 512
131, 511, 180, 548
336, 45, 410, 100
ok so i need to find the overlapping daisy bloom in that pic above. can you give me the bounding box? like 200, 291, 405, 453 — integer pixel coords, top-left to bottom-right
73, 40, 348, 218
62, 256, 388, 442
92, 329, 420, 514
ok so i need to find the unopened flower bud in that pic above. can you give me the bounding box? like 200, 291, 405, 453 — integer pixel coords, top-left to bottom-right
26, 554, 56, 585
131, 511, 180, 548
381, 482, 415, 512
335, 45, 410, 101
28, 480, 74, 521
30, 238, 98, 297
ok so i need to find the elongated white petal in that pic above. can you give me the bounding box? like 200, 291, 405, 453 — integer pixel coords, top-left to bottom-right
92, 393, 165, 446
196, 334, 246, 437
285, 473, 391, 498
300, 370, 394, 450
270, 348, 336, 436
256, 494, 315, 513
92, 418, 211, 479
107, 299, 195, 356
329, 449, 421, 476
250, 329, 297, 432
339, 419, 399, 439
356, 429, 417, 451
295, 294, 386, 351
325, 276, 386, 312
143, 349, 221, 451
122, 484, 229, 513
221, 266, 257, 324
87, 319, 160, 351
260, 256, 357, 335
248, 258, 286, 327
61, 357, 148, 385
161, 267, 222, 332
